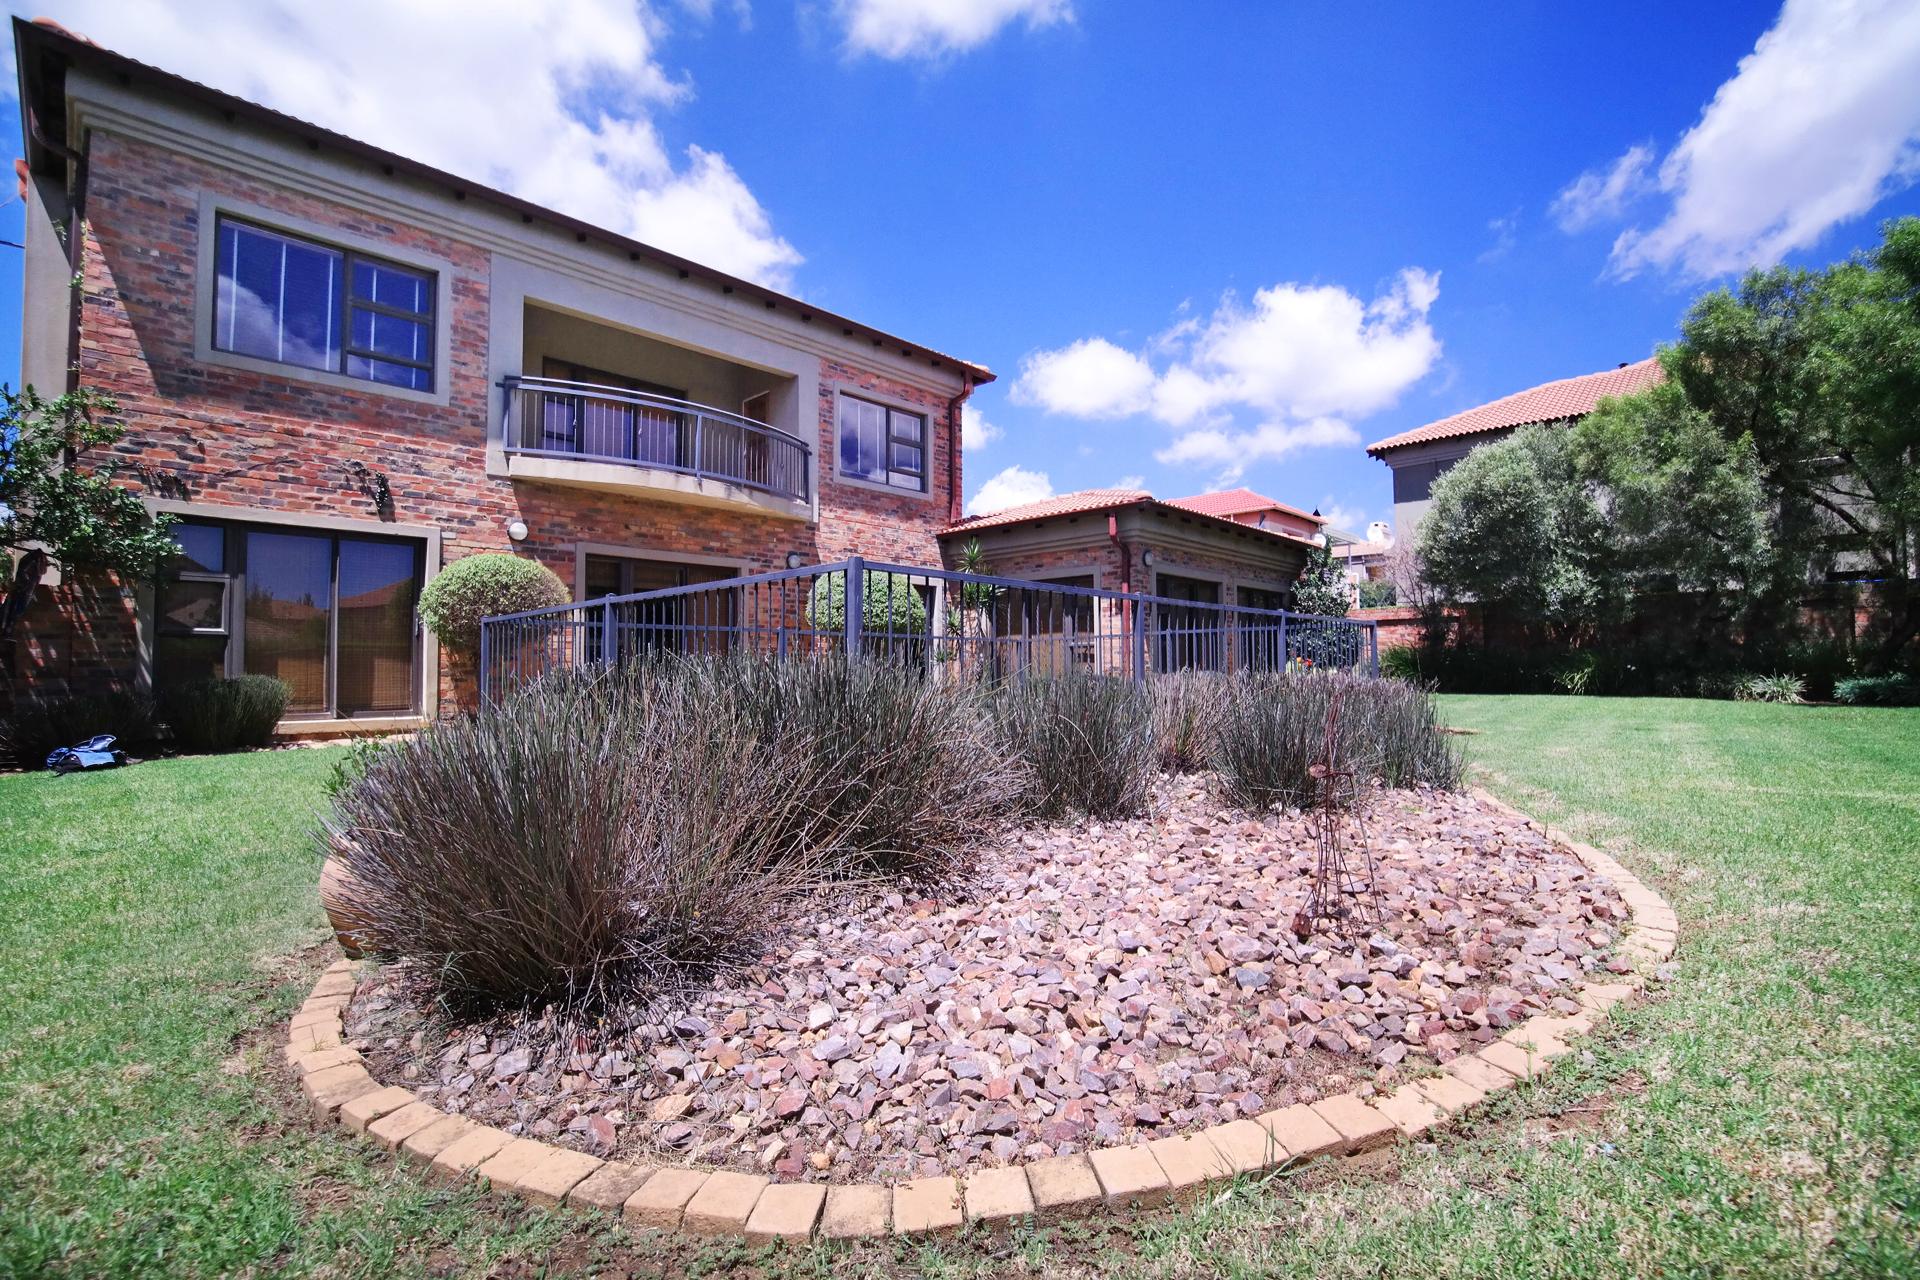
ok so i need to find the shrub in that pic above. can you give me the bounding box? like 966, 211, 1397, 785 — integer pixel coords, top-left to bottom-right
992, 672, 1156, 819
323, 734, 404, 798
1735, 672, 1806, 704
1150, 671, 1226, 773
808, 569, 929, 640
1378, 646, 1422, 682
1213, 671, 1463, 811
159, 675, 290, 753
0, 689, 157, 767
1833, 673, 1920, 706
1357, 579, 1398, 608
1553, 651, 1600, 696
418, 553, 569, 658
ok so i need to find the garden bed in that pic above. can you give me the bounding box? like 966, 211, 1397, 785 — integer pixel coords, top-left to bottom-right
344, 777, 1627, 1181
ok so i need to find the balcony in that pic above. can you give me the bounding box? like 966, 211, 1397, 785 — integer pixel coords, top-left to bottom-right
499, 375, 812, 515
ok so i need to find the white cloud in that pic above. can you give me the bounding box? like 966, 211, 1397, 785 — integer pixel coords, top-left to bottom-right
1551, 144, 1655, 233
1012, 337, 1158, 418
1477, 211, 1520, 264
1574, 0, 1920, 278
1018, 269, 1441, 481
1317, 499, 1368, 534
962, 403, 1003, 449
835, 0, 1073, 60
1152, 418, 1359, 483
1183, 269, 1440, 422
1113, 473, 1145, 490
966, 464, 1054, 516
16, 0, 804, 287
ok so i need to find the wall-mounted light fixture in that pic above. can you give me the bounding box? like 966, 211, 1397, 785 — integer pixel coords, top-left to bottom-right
1140, 549, 1156, 567
785, 551, 806, 570
507, 519, 529, 542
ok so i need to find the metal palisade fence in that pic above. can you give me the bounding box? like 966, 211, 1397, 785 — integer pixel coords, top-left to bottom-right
478, 557, 1380, 703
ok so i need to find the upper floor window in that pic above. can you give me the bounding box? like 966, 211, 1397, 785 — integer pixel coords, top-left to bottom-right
213, 217, 435, 392
837, 394, 925, 491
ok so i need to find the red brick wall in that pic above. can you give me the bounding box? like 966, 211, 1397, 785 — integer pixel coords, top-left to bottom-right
815, 358, 957, 567
7, 129, 961, 716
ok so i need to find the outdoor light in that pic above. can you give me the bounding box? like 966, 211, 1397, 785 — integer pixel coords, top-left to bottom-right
785, 551, 806, 569
507, 519, 529, 542
1141, 549, 1155, 567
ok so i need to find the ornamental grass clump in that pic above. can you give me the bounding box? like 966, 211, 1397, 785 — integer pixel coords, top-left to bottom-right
1213, 670, 1464, 811
1149, 671, 1227, 773
992, 670, 1157, 819
678, 655, 1025, 879
322, 655, 1026, 1006
324, 667, 835, 1006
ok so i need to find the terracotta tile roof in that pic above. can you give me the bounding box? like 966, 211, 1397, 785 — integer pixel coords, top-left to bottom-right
942, 488, 1153, 534
940, 487, 1317, 548
1165, 487, 1324, 524
1366, 358, 1664, 456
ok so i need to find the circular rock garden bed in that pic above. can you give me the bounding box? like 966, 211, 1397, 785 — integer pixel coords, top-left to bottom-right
345, 779, 1629, 1182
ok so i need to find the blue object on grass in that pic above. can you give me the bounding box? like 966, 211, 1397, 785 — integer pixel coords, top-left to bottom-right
45, 734, 129, 774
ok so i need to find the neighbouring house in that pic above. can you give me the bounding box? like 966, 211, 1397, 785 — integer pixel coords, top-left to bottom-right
1158, 487, 1325, 542
940, 487, 1320, 609
7, 18, 991, 730
934, 487, 1320, 672
1330, 521, 1395, 599
1367, 358, 1663, 541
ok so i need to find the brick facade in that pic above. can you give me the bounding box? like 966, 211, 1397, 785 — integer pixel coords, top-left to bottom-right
9, 127, 967, 719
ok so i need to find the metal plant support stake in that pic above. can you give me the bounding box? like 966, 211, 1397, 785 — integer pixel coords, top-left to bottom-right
1293, 685, 1383, 940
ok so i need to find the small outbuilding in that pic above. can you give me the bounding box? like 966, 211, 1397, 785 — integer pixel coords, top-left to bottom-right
935, 487, 1321, 673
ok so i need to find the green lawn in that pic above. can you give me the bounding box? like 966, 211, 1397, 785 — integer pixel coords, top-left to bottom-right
2, 698, 1916, 1278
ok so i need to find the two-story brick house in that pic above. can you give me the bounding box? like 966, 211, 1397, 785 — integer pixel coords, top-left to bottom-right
8, 18, 991, 730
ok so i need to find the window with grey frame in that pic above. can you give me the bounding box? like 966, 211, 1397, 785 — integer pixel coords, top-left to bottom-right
212, 216, 436, 392
153, 519, 426, 719
837, 393, 926, 491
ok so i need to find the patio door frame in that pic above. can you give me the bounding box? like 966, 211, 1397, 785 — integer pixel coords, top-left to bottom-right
149, 513, 430, 720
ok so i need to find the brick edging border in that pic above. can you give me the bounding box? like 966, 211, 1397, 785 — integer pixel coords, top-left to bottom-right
286, 789, 1677, 1242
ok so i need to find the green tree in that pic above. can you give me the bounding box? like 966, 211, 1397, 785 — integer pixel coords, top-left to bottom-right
1416, 425, 1615, 634
1571, 379, 1774, 621
2, 387, 178, 668
1589, 217, 1920, 664
1293, 540, 1351, 617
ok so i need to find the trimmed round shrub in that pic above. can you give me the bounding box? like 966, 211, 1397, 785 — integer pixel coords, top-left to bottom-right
808, 569, 928, 637
1, 689, 157, 767
418, 553, 569, 657
159, 675, 290, 753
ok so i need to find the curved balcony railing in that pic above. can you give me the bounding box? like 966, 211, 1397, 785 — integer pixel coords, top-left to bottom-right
500, 375, 811, 504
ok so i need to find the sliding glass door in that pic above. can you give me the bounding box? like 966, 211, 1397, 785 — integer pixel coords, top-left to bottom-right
336, 539, 422, 714
244, 530, 334, 713
157, 520, 425, 719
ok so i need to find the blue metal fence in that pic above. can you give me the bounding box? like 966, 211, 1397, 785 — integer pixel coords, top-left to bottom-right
478, 557, 1380, 703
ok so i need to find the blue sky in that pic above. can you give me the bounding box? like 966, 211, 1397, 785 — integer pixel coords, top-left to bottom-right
4, 0, 1920, 533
